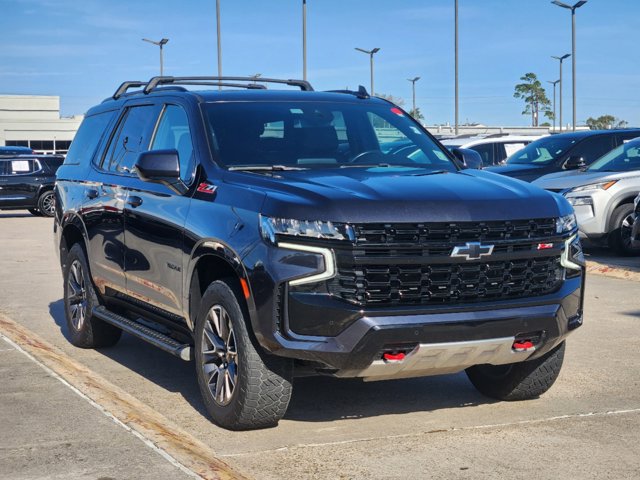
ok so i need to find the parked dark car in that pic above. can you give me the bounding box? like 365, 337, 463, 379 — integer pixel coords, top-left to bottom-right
0, 155, 63, 216
54, 76, 584, 430
0, 146, 34, 156
486, 129, 640, 182
632, 193, 640, 249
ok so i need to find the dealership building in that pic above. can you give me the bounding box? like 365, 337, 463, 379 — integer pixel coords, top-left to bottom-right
0, 95, 82, 155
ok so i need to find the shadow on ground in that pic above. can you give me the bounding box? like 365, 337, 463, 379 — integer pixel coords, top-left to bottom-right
48, 299, 495, 424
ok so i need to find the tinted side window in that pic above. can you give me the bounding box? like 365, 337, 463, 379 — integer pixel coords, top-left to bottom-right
470, 144, 494, 166
570, 135, 615, 164
65, 110, 116, 165
104, 105, 156, 174
0, 159, 38, 176
151, 105, 194, 183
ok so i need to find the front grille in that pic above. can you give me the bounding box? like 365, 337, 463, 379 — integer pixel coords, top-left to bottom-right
330, 257, 563, 306
327, 219, 564, 307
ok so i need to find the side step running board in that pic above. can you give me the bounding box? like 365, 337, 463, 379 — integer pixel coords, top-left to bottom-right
93, 306, 192, 361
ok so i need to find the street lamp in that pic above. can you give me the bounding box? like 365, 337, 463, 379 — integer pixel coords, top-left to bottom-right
355, 47, 381, 96
552, 53, 570, 132
552, 0, 588, 131
302, 0, 307, 81
547, 79, 560, 132
454, 0, 459, 134
142, 38, 169, 76
407, 76, 421, 117
216, 0, 223, 86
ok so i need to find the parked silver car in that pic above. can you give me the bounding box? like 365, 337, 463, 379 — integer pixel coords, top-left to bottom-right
534, 138, 640, 255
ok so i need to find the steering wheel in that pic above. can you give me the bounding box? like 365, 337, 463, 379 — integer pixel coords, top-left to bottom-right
348, 150, 386, 164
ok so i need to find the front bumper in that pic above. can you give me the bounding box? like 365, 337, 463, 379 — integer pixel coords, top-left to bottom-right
243, 232, 584, 380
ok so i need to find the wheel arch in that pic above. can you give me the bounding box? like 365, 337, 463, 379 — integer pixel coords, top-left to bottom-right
187, 242, 255, 332
59, 215, 89, 271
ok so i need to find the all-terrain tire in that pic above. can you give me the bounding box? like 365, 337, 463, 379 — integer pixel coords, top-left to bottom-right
37, 190, 56, 217
194, 279, 293, 430
608, 204, 639, 256
63, 243, 122, 348
466, 342, 565, 401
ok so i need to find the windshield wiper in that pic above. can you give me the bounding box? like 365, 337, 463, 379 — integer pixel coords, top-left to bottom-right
411, 170, 449, 176
228, 165, 307, 172
339, 163, 393, 168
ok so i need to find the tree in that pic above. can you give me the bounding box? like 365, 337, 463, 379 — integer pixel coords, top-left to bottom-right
513, 73, 552, 127
409, 107, 424, 122
375, 93, 405, 107
586, 115, 628, 130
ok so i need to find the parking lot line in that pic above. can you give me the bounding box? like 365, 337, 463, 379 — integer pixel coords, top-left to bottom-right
0, 313, 250, 480
219, 408, 640, 458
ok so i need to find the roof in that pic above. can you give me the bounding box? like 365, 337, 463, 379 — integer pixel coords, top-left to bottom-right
550, 128, 640, 139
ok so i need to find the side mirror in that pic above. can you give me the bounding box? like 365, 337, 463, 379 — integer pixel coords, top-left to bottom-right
135, 149, 187, 195
564, 156, 586, 170
452, 148, 483, 170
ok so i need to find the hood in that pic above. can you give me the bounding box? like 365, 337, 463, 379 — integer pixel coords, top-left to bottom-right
534, 169, 640, 190
223, 167, 571, 223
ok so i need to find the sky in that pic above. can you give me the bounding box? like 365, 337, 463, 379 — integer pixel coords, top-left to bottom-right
1, 0, 639, 127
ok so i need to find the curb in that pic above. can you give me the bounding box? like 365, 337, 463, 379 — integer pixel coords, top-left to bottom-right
0, 313, 250, 480
586, 260, 640, 282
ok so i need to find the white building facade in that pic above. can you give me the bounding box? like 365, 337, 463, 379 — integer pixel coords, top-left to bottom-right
0, 95, 82, 154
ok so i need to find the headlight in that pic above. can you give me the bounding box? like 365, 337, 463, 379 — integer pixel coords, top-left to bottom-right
567, 196, 593, 207
570, 180, 618, 193
556, 213, 578, 234
260, 215, 354, 244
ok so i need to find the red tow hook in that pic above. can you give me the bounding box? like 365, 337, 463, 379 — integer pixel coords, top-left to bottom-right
382, 352, 406, 362
512, 340, 535, 352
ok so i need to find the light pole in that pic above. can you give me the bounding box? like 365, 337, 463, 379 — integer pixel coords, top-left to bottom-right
302, 0, 307, 81
552, 0, 587, 131
408, 76, 420, 117
142, 38, 169, 76
454, 0, 459, 134
355, 47, 380, 96
552, 53, 570, 132
216, 0, 222, 79
547, 79, 560, 132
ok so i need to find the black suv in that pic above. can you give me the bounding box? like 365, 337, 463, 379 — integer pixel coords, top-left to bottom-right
0, 154, 63, 216
54, 76, 585, 430
487, 129, 640, 182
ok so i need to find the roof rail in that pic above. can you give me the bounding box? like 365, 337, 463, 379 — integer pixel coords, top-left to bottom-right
325, 85, 370, 99
142, 76, 313, 94
113, 81, 147, 100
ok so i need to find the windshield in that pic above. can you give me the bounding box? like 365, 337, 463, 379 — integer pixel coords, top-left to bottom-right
507, 136, 577, 165
588, 138, 640, 172
203, 101, 457, 171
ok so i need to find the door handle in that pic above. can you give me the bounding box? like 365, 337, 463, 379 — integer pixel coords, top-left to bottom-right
86, 188, 99, 199
127, 196, 143, 208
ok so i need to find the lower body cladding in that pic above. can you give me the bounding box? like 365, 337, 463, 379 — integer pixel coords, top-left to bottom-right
266, 278, 583, 381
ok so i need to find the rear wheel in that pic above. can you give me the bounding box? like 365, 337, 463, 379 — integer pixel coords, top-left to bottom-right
194, 279, 293, 430
37, 190, 55, 217
608, 204, 639, 256
466, 342, 565, 401
63, 244, 121, 348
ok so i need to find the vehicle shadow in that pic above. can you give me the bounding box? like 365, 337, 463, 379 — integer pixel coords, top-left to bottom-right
49, 299, 495, 424
48, 299, 209, 419
0, 212, 35, 218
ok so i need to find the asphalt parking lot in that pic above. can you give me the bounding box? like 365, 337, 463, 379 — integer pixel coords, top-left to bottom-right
1, 212, 639, 480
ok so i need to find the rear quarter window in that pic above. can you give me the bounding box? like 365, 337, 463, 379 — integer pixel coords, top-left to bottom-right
64, 110, 116, 165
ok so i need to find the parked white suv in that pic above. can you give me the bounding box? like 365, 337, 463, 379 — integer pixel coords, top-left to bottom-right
440, 135, 544, 167
534, 137, 640, 255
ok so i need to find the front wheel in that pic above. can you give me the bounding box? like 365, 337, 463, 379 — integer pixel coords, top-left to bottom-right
194, 279, 293, 430
466, 342, 565, 401
608, 204, 640, 256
